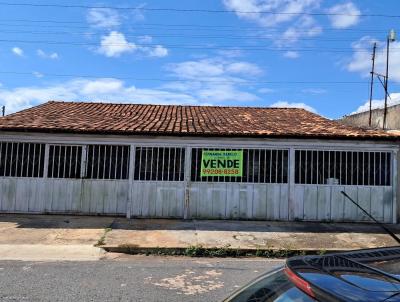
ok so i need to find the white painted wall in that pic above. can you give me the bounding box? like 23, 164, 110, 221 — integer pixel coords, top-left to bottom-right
293, 185, 393, 223
0, 131, 398, 223
0, 178, 128, 215
189, 183, 288, 220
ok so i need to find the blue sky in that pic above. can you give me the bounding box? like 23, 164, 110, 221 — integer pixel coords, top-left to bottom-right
0, 0, 399, 119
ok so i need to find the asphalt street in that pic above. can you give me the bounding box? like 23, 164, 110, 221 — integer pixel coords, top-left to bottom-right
0, 255, 284, 302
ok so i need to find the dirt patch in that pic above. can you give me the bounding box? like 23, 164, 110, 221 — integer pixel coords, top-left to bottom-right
147, 269, 224, 295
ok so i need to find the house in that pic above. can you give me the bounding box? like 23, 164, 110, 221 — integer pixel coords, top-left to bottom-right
0, 101, 398, 223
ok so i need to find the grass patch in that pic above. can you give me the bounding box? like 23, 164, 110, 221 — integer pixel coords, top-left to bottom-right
95, 227, 112, 247
103, 244, 322, 258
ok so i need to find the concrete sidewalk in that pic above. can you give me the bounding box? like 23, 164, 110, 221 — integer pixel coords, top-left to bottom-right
104, 218, 400, 252
0, 215, 111, 261
1, 214, 400, 259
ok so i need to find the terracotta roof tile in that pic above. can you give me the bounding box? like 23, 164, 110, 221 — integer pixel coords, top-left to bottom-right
0, 101, 398, 140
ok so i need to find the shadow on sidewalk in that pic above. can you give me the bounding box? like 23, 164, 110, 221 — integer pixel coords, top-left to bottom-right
0, 213, 398, 235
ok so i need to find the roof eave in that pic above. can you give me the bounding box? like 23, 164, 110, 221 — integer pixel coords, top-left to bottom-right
0, 127, 398, 142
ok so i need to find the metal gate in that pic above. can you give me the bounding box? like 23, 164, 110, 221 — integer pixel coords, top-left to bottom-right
0, 141, 396, 223
187, 148, 290, 220
129, 146, 186, 218
292, 149, 395, 223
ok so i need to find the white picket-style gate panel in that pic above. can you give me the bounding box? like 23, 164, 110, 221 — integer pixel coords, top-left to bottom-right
189, 183, 289, 220
0, 178, 128, 215
293, 185, 393, 223
81, 180, 128, 215
130, 181, 185, 218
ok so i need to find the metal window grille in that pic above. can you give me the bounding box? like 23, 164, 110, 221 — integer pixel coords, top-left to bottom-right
0, 142, 45, 177
134, 147, 185, 181
191, 148, 288, 183
86, 145, 130, 180
48, 145, 83, 179
295, 150, 391, 186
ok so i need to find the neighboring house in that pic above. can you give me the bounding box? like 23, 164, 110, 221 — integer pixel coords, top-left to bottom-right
341, 104, 400, 130
0, 101, 399, 223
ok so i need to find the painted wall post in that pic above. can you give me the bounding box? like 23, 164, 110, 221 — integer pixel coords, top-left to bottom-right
127, 144, 135, 219
183, 146, 192, 220
288, 147, 296, 220
43, 144, 50, 179
80, 145, 87, 178
393, 149, 399, 223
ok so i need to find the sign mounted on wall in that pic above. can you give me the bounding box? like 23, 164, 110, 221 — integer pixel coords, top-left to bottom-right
200, 150, 243, 177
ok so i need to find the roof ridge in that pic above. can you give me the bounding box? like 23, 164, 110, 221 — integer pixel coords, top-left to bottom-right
47, 100, 307, 111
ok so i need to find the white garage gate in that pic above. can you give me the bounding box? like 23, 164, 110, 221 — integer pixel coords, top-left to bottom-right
0, 139, 397, 223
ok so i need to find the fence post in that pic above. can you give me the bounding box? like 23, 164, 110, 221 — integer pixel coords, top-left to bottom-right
43, 144, 50, 179
80, 145, 87, 178
393, 150, 398, 224
183, 146, 192, 220
288, 147, 295, 220
127, 144, 135, 219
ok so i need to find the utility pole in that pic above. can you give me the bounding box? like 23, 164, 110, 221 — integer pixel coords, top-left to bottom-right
383, 29, 396, 130
1, 106, 4, 117
368, 42, 376, 127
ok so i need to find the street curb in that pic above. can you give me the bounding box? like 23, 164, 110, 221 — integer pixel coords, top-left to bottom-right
101, 245, 349, 258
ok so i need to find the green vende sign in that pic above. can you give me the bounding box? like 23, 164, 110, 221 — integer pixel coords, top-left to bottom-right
200, 150, 243, 177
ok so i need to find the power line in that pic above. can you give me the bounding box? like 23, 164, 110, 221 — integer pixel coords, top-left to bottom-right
0, 18, 394, 33
0, 71, 369, 85
0, 22, 386, 37
0, 2, 399, 18
0, 22, 388, 35
0, 29, 381, 43
0, 38, 392, 53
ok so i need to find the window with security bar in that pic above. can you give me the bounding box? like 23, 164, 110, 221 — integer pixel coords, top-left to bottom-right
86, 145, 130, 180
191, 148, 288, 183
295, 150, 391, 186
134, 147, 185, 181
0, 142, 45, 177
48, 145, 82, 179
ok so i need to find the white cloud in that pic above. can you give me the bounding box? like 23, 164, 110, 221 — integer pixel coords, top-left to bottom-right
164, 57, 262, 103
346, 36, 400, 82
223, 0, 321, 27
143, 45, 169, 58
194, 83, 258, 102
167, 58, 262, 79
12, 47, 24, 57
98, 31, 169, 58
283, 51, 299, 59
33, 71, 44, 78
222, 0, 322, 58
352, 93, 400, 114
279, 15, 322, 45
270, 101, 317, 113
226, 62, 262, 75
37, 49, 59, 60
169, 60, 224, 78
2, 56, 263, 113
327, 2, 360, 29
0, 78, 200, 114
81, 78, 123, 94
98, 31, 136, 57
87, 8, 121, 29
217, 49, 243, 58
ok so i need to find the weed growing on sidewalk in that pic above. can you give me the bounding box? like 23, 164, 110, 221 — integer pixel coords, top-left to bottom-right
95, 227, 112, 247
105, 244, 316, 258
